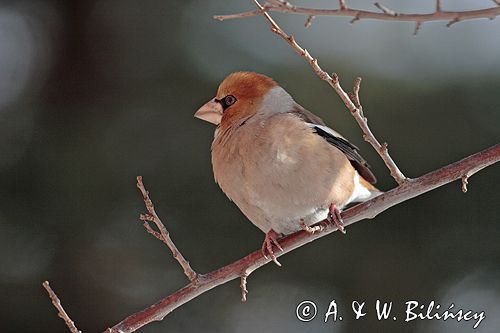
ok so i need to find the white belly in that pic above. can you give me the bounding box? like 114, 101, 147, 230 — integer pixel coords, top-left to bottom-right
269, 206, 330, 235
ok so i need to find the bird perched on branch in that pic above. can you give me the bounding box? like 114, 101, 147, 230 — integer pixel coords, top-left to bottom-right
195, 72, 380, 265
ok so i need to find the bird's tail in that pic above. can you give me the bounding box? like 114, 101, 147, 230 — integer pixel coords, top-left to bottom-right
357, 175, 383, 201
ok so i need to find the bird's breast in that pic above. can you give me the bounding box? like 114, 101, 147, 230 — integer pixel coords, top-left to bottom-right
210, 114, 356, 234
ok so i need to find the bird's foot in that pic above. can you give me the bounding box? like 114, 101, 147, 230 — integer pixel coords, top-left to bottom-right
328, 203, 346, 234
299, 219, 325, 234
261, 229, 283, 267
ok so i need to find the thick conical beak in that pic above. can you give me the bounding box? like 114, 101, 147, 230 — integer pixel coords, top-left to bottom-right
194, 98, 223, 125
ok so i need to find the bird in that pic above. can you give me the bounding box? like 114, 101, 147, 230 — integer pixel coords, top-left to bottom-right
194, 72, 381, 265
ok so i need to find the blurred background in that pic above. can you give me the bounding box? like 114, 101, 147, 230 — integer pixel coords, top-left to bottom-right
0, 0, 499, 332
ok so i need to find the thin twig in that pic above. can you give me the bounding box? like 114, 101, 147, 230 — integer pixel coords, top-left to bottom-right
374, 2, 398, 17
42, 281, 82, 333
268, 0, 288, 6
351, 77, 362, 108
414, 21, 422, 35
136, 176, 198, 282
461, 174, 469, 193
214, 3, 500, 27
446, 16, 461, 27
252, 0, 408, 184
105, 143, 500, 333
240, 274, 249, 302
350, 13, 360, 24
304, 15, 315, 28
339, 0, 347, 11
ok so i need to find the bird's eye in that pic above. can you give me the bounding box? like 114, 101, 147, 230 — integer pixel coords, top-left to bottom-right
223, 95, 237, 107
215, 95, 238, 111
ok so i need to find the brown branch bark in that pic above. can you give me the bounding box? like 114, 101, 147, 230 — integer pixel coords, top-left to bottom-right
104, 143, 500, 333
214, 2, 500, 26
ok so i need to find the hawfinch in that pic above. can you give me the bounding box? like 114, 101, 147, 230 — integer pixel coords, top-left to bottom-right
195, 72, 381, 265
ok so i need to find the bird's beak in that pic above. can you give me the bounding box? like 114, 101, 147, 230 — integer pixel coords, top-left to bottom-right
194, 98, 223, 125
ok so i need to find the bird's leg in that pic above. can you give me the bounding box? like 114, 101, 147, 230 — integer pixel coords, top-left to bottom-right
328, 203, 346, 234
299, 218, 325, 234
261, 229, 283, 267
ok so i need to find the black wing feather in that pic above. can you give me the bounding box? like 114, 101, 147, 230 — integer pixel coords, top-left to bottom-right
288, 104, 377, 184
312, 125, 377, 184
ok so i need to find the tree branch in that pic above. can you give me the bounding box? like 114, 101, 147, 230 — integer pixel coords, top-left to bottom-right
136, 176, 198, 282
42, 281, 82, 333
240, 273, 249, 302
339, 0, 347, 11
251, 0, 408, 184
104, 144, 500, 333
436, 0, 442, 13
374, 2, 398, 17
214, 2, 500, 28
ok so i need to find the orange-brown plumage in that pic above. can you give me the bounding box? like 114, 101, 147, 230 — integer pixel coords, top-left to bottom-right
217, 72, 277, 100
216, 72, 277, 134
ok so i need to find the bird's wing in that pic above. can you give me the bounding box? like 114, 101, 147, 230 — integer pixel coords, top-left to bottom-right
290, 105, 377, 184
289, 104, 326, 126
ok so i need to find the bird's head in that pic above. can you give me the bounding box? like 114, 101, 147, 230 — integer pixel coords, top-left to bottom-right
195, 72, 293, 126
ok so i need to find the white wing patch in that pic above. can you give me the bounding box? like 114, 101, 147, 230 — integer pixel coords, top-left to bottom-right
306, 123, 345, 139
347, 172, 380, 204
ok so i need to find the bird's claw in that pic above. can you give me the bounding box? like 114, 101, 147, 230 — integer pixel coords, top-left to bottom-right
261, 229, 283, 266
328, 203, 346, 234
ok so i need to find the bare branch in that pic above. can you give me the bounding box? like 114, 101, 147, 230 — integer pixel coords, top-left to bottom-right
350, 77, 362, 108
414, 21, 423, 35
461, 174, 469, 193
436, 0, 442, 12
304, 15, 315, 28
374, 2, 398, 17
267, 0, 288, 6
140, 215, 163, 241
214, 2, 500, 28
136, 176, 198, 282
252, 0, 408, 184
240, 273, 249, 302
106, 144, 500, 333
446, 16, 461, 27
42, 281, 82, 333
339, 0, 347, 11
350, 13, 360, 24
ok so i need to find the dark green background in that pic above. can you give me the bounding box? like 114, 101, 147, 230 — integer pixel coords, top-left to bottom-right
0, 1, 499, 332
